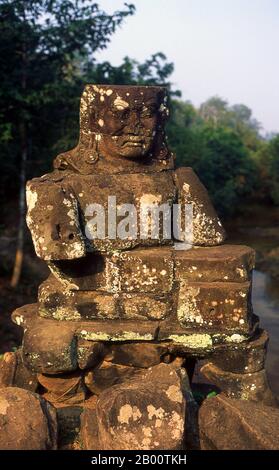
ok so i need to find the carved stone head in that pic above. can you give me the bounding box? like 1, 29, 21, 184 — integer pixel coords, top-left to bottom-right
54, 85, 173, 174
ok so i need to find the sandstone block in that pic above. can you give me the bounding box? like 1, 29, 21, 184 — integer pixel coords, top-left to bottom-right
107, 247, 174, 293
38, 370, 86, 405
38, 275, 172, 321
38, 276, 119, 321
199, 394, 279, 450
177, 280, 252, 332
0, 352, 17, 387
84, 361, 142, 395
0, 387, 57, 450
77, 340, 106, 370
175, 244, 255, 283
210, 329, 268, 373
0, 350, 38, 392
13, 349, 38, 392
50, 246, 174, 294
80, 408, 101, 450
13, 302, 160, 344
105, 342, 168, 368
49, 253, 107, 291
22, 318, 77, 374
95, 363, 189, 450
200, 362, 277, 405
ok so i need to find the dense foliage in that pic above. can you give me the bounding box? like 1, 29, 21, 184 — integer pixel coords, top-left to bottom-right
167, 99, 260, 216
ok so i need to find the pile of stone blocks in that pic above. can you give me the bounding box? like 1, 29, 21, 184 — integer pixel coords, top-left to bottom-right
0, 85, 277, 450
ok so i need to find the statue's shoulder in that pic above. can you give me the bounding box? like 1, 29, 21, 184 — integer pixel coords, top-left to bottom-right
26, 169, 71, 190
174, 166, 212, 199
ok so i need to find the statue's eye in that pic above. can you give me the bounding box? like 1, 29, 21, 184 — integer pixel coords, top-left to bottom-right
113, 108, 129, 120
141, 105, 156, 118
120, 109, 129, 119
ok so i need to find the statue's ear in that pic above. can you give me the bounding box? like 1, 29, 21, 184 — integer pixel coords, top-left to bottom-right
53, 152, 70, 170
151, 129, 170, 161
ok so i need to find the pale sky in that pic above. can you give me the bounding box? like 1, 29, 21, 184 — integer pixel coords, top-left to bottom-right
97, 0, 279, 134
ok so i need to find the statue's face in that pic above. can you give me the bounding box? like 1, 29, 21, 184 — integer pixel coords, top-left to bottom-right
83, 85, 169, 160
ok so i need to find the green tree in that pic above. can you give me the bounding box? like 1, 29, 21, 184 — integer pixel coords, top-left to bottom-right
167, 99, 201, 167
199, 96, 262, 153
199, 96, 228, 126
196, 126, 257, 216
87, 53, 179, 93
264, 135, 279, 204
168, 99, 257, 216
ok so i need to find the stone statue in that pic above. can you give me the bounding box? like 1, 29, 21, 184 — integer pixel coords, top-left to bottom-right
2, 85, 275, 450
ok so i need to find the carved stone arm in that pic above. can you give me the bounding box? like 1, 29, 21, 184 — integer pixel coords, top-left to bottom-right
26, 177, 86, 260
174, 167, 226, 246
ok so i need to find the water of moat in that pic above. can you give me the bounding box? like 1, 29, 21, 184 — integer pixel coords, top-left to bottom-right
226, 203, 279, 396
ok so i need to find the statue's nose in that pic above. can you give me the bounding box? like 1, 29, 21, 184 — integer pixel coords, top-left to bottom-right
124, 111, 141, 134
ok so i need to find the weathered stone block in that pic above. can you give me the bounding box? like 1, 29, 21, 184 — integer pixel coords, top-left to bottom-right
199, 394, 279, 450
77, 340, 106, 370
0, 343, 40, 393
209, 329, 268, 374
105, 342, 168, 368
80, 407, 101, 450
175, 244, 255, 283
200, 362, 277, 406
49, 246, 174, 293
38, 371, 86, 405
95, 363, 188, 450
0, 387, 57, 450
22, 316, 77, 374
0, 352, 17, 388
12, 301, 161, 348
121, 293, 172, 320
76, 320, 159, 343
38, 276, 119, 321
84, 361, 142, 395
38, 275, 172, 321
107, 247, 174, 293
177, 280, 252, 332
13, 349, 38, 392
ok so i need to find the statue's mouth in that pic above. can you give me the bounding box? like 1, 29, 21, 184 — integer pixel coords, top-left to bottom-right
123, 141, 143, 147
122, 136, 144, 147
